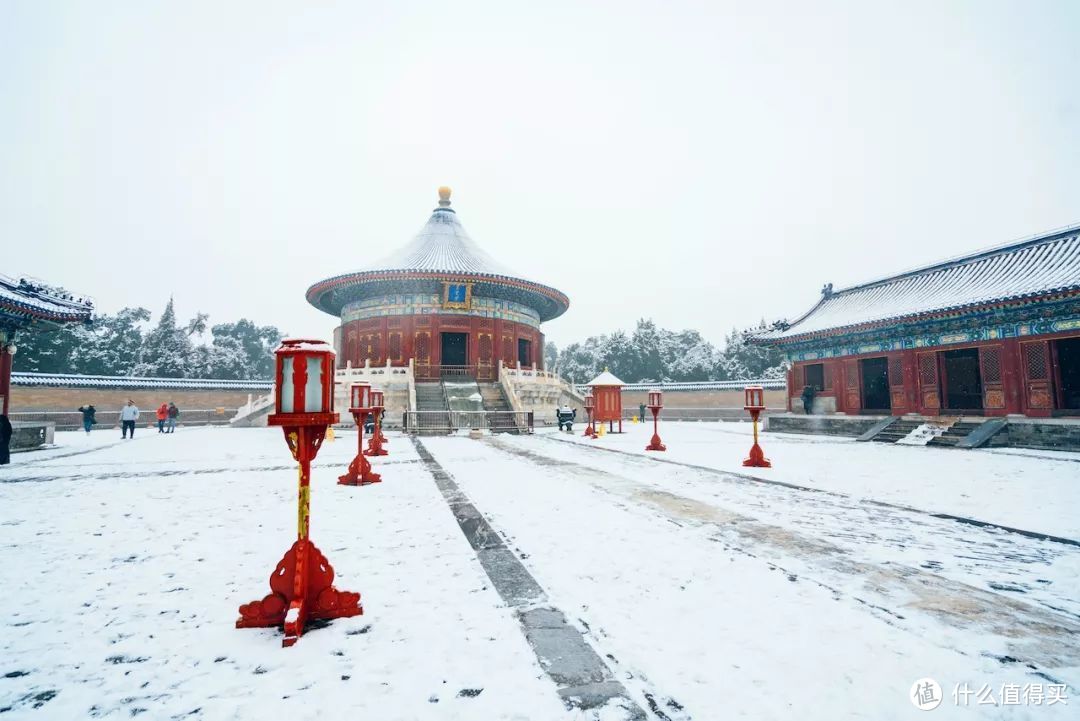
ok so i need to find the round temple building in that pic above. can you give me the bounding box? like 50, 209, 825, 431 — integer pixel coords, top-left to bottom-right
307, 188, 569, 381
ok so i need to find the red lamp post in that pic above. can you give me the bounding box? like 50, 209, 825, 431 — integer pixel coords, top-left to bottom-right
583, 393, 597, 438
645, 389, 666, 451
364, 389, 388, 457
339, 382, 382, 485
236, 339, 362, 647
742, 385, 771, 468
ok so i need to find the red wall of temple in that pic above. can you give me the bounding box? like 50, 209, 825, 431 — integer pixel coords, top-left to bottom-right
337, 314, 544, 381
789, 330, 1080, 417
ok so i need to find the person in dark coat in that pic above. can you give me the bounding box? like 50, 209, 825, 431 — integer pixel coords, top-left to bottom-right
78, 404, 97, 434
638, 402, 647, 422
801, 385, 816, 415
0, 414, 12, 465
166, 402, 179, 433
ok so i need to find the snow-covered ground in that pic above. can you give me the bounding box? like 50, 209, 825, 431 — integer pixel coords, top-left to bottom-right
1, 424, 1077, 719
561, 420, 1080, 539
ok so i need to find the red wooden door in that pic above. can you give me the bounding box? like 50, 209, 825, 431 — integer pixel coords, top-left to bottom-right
916, 351, 940, 414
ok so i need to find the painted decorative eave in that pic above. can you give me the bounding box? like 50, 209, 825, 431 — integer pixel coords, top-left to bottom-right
12, 372, 272, 391
306, 189, 569, 322
754, 226, 1080, 346
0, 275, 93, 326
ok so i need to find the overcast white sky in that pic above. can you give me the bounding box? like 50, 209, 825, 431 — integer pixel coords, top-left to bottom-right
3, 1, 1078, 349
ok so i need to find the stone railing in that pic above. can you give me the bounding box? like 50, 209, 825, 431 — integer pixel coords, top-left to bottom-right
334, 359, 413, 427
498, 361, 582, 427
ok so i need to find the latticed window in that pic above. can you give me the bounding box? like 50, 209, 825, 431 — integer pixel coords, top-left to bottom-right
793, 364, 805, 390
1024, 342, 1048, 380
918, 353, 938, 387
846, 361, 859, 389
980, 346, 1002, 384
388, 333, 402, 361
888, 356, 904, 387
823, 363, 834, 391
415, 332, 430, 362
503, 336, 514, 364
478, 334, 493, 363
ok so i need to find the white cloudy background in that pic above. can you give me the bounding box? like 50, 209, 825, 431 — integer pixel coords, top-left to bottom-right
2, 0, 1078, 347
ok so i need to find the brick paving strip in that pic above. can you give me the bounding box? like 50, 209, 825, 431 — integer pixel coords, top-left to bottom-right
411, 437, 654, 720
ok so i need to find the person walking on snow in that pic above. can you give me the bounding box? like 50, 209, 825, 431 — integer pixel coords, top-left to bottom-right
120, 400, 140, 439
0, 413, 12, 465
78, 404, 97, 434
638, 402, 646, 423
156, 403, 168, 433
166, 402, 179, 433
801, 385, 816, 415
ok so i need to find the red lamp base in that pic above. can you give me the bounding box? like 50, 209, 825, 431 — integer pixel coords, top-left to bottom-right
363, 437, 388, 457
237, 538, 362, 647
338, 454, 382, 485
645, 435, 666, 451
742, 442, 772, 468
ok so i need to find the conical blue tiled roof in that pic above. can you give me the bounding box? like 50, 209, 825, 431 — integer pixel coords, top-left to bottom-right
307, 188, 569, 322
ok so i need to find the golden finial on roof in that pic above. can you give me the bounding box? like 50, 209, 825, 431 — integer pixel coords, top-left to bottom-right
438, 186, 452, 207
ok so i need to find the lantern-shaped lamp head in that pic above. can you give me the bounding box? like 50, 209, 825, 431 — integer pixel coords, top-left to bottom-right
267, 339, 339, 426
349, 382, 372, 411
744, 385, 765, 412
648, 389, 663, 409
584, 393, 595, 411
370, 389, 385, 410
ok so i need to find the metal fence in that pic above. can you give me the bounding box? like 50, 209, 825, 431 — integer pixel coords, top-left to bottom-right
9, 409, 235, 431
402, 410, 534, 435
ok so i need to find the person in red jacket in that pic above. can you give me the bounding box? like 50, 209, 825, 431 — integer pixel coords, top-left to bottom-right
156, 403, 168, 433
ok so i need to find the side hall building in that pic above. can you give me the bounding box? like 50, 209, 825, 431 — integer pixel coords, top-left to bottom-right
754, 226, 1080, 418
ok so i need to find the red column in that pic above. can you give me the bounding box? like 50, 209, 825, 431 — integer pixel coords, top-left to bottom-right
0, 347, 11, 415
1001, 338, 1023, 414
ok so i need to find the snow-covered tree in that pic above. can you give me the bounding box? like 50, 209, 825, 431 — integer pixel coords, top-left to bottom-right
210, 320, 282, 379
132, 298, 193, 378
554, 318, 785, 383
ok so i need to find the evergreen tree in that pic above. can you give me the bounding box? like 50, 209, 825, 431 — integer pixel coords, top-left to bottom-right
132, 298, 193, 377
543, 341, 559, 371
556, 318, 785, 383
210, 320, 282, 379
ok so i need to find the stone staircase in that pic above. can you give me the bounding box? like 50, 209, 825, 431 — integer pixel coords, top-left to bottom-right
414, 381, 451, 435
870, 418, 923, 443
479, 383, 520, 434
927, 420, 983, 448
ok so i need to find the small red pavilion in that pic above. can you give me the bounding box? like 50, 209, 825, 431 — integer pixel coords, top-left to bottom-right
588, 369, 625, 433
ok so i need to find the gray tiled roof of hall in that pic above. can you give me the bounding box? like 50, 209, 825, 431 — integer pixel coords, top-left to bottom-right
0, 274, 94, 324
307, 188, 570, 322
360, 205, 519, 277
756, 225, 1080, 343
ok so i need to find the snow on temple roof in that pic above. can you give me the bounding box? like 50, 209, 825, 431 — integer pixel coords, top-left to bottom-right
0, 274, 94, 326
587, 370, 626, 386
361, 190, 519, 277
12, 372, 271, 390
306, 188, 570, 321
757, 226, 1080, 342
